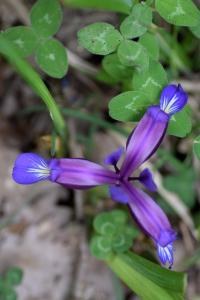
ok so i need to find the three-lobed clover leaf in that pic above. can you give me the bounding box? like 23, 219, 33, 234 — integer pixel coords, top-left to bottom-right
2, 289, 17, 300
190, 18, 200, 38
117, 40, 149, 72
4, 267, 23, 286
132, 60, 168, 102
102, 53, 134, 82
78, 22, 122, 55
90, 210, 139, 260
90, 236, 113, 260
155, 0, 200, 27
0, 267, 23, 300
167, 106, 192, 137
94, 212, 117, 236
3, 26, 37, 57
120, 3, 152, 39
2, 0, 68, 78
36, 39, 68, 78
30, 0, 63, 38
139, 32, 160, 61
109, 91, 150, 122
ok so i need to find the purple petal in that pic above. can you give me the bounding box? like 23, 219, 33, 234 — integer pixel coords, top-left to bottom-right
122, 182, 176, 246
157, 242, 174, 267
139, 168, 157, 192
12, 153, 50, 184
49, 158, 119, 189
160, 84, 188, 116
109, 185, 129, 204
120, 106, 169, 177
104, 147, 124, 166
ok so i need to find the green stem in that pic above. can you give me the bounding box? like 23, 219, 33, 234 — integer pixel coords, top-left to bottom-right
150, 25, 190, 73
19, 105, 128, 137
0, 35, 67, 143
62, 108, 128, 136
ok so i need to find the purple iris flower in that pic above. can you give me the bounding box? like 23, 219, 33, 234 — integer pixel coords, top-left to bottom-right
12, 84, 188, 267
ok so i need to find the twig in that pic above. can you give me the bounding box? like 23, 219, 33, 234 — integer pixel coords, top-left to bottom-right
179, 221, 195, 253
143, 161, 198, 239
4, 0, 30, 25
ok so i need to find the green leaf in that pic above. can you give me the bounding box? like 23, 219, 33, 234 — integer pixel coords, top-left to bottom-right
117, 40, 149, 72
193, 135, 200, 160
102, 53, 133, 82
132, 60, 168, 102
120, 4, 152, 39
30, 0, 62, 38
108, 252, 186, 300
94, 212, 116, 236
112, 233, 133, 253
35, 39, 68, 78
90, 236, 113, 260
124, 226, 139, 239
0, 35, 67, 141
62, 0, 132, 14
3, 26, 37, 57
78, 22, 122, 55
155, 0, 200, 27
163, 170, 196, 208
109, 91, 150, 122
167, 106, 192, 137
3, 289, 17, 300
156, 29, 191, 72
139, 32, 159, 61
190, 18, 200, 38
111, 210, 128, 225
5, 267, 23, 286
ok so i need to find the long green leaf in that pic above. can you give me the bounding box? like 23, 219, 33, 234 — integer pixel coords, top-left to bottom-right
0, 35, 67, 140
62, 0, 132, 14
108, 252, 186, 300
18, 105, 128, 136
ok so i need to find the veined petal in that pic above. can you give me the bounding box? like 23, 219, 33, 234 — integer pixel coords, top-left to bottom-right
120, 106, 169, 178
12, 153, 50, 184
160, 84, 188, 116
157, 243, 174, 267
139, 168, 157, 192
104, 147, 124, 167
122, 182, 176, 246
49, 158, 119, 189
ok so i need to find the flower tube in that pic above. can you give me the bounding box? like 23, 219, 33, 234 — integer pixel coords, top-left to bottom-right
122, 182, 176, 266
13, 153, 119, 188
120, 84, 188, 178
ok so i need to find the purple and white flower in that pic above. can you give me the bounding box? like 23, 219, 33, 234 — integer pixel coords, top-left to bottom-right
12, 84, 188, 267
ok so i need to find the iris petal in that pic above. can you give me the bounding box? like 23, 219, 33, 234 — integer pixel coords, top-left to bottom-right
157, 243, 174, 267
138, 168, 157, 192
121, 181, 176, 262
104, 147, 124, 166
160, 84, 188, 116
120, 106, 169, 178
12, 153, 50, 184
109, 185, 129, 204
49, 158, 119, 189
